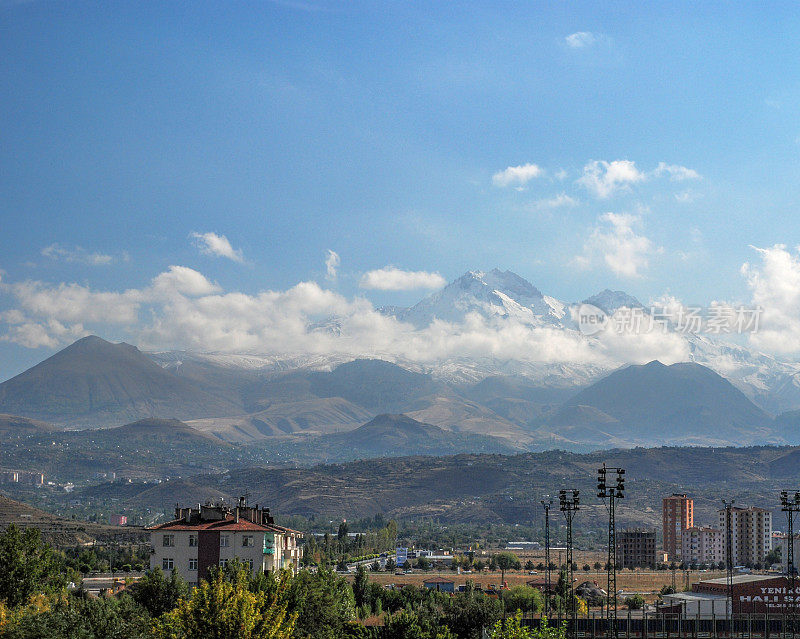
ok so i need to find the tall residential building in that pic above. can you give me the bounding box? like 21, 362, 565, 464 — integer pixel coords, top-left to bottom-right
663, 493, 694, 560
617, 529, 657, 568
777, 534, 800, 574
148, 499, 303, 586
681, 526, 725, 565
718, 506, 772, 567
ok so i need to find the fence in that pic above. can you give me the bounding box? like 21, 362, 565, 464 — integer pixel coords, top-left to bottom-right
519, 612, 800, 638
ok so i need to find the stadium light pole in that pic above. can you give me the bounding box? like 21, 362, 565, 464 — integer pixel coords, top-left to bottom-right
598, 464, 625, 639
559, 488, 580, 631
541, 496, 553, 617
722, 499, 735, 621
780, 490, 800, 634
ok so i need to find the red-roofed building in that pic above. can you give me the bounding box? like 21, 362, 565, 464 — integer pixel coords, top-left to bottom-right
148, 498, 303, 585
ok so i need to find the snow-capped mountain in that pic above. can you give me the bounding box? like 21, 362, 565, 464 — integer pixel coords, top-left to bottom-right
581, 289, 645, 315
148, 268, 800, 415
386, 269, 568, 328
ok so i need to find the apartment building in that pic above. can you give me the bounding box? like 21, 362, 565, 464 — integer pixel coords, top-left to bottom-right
681, 526, 724, 565
718, 506, 772, 567
149, 499, 303, 586
663, 493, 694, 560
617, 529, 657, 568
777, 534, 800, 574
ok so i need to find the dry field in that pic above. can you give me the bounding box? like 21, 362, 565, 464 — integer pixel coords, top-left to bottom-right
364, 569, 729, 598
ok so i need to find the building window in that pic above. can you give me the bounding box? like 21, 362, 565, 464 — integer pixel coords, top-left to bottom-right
242, 535, 254, 547
220, 535, 230, 547
219, 559, 228, 568
188, 534, 197, 547
188, 558, 198, 571
162, 557, 174, 571
162, 534, 175, 547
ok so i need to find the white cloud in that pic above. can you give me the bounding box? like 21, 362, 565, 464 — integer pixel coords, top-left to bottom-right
190, 232, 244, 263
577, 160, 701, 199
653, 162, 701, 181
41, 244, 116, 266
152, 265, 222, 297
492, 163, 543, 188
359, 267, 447, 291
0, 263, 690, 369
325, 250, 340, 280
578, 160, 645, 199
742, 244, 800, 354
532, 193, 578, 210
565, 32, 599, 48
575, 212, 659, 278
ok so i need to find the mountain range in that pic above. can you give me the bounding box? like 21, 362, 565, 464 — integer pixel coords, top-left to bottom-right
2, 268, 800, 451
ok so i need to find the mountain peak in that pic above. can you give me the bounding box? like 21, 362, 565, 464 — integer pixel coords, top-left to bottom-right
582, 289, 644, 315
455, 269, 544, 299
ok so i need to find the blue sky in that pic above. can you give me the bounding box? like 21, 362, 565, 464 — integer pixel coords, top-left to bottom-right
2, 1, 800, 379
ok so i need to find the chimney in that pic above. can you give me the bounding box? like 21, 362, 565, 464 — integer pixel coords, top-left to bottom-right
235, 508, 240, 524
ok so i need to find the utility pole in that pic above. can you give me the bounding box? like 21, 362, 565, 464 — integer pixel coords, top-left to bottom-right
780, 490, 800, 635
559, 489, 580, 631
722, 499, 735, 620
542, 496, 553, 617
598, 464, 625, 639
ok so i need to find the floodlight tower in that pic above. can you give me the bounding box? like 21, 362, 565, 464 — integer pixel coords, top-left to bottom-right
541, 496, 553, 617
598, 464, 625, 638
559, 489, 580, 623
722, 499, 735, 619
780, 490, 800, 632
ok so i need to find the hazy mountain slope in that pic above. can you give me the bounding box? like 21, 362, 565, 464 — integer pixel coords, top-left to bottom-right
560, 360, 774, 444
187, 397, 373, 442
307, 359, 448, 414
324, 413, 521, 456
772, 410, 800, 446
405, 396, 533, 443
0, 336, 244, 427
0, 413, 56, 436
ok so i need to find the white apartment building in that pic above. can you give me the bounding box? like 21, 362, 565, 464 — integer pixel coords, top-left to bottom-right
149, 500, 303, 586
681, 526, 724, 565
718, 506, 772, 567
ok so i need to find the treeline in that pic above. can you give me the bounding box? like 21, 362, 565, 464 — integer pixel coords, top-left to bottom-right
0, 524, 567, 639
301, 518, 398, 566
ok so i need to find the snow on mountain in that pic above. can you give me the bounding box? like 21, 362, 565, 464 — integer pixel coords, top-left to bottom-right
147, 269, 800, 414
392, 269, 568, 328
581, 289, 645, 315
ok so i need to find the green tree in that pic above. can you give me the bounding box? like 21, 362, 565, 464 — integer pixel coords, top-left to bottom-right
489, 610, 533, 639
128, 567, 188, 618
624, 594, 645, 610
495, 552, 520, 584
286, 568, 356, 639
3, 592, 149, 639
154, 566, 294, 639
384, 609, 426, 639
385, 558, 396, 572
370, 559, 381, 572
0, 524, 67, 608
353, 565, 369, 609
524, 560, 535, 571
443, 591, 502, 639
417, 556, 432, 571
501, 585, 544, 614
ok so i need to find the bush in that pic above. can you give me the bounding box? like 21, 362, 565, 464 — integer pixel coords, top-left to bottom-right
624, 595, 645, 610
